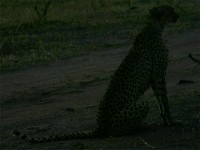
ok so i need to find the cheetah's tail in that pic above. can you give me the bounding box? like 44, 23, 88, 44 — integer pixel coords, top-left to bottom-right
11, 128, 102, 143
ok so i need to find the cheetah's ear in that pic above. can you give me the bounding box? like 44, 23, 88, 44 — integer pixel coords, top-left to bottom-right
149, 6, 175, 21
149, 7, 162, 21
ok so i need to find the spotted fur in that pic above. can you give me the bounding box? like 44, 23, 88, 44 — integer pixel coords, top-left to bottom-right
12, 5, 179, 143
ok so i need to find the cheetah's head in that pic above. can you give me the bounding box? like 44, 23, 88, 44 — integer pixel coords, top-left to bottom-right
150, 6, 179, 24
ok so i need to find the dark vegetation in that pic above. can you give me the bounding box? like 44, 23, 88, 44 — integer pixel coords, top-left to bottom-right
0, 0, 200, 72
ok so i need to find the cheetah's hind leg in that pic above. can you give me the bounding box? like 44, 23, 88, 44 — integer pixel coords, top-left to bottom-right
109, 101, 149, 136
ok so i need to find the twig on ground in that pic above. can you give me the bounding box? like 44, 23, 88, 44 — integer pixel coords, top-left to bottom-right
188, 53, 200, 65
139, 137, 156, 149
178, 80, 195, 84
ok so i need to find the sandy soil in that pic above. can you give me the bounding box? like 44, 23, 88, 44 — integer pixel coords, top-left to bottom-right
0, 29, 200, 150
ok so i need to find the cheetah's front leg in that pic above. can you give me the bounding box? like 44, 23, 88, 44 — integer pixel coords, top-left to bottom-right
152, 77, 173, 125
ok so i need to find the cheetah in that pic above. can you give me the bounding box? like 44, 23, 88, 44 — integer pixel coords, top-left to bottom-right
12, 5, 179, 143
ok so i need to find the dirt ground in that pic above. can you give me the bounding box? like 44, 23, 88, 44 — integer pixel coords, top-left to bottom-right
0, 29, 200, 150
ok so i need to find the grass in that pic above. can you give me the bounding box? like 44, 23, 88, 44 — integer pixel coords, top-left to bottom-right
0, 0, 200, 73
